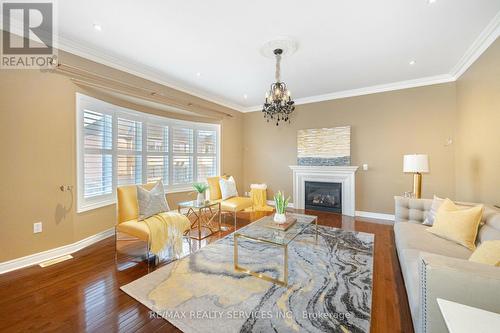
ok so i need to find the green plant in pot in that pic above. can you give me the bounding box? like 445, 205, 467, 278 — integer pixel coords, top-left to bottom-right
273, 191, 290, 224
193, 182, 209, 204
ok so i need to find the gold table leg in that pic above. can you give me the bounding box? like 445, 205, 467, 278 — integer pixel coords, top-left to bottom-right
233, 233, 289, 287
218, 202, 222, 231
315, 217, 318, 243
181, 205, 220, 241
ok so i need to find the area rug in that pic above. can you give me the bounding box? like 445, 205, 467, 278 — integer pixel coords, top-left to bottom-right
121, 222, 374, 333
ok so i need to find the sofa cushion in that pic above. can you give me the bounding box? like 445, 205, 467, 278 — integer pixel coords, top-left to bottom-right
478, 224, 500, 244
394, 196, 433, 224
397, 248, 421, 331
394, 222, 472, 259
477, 206, 500, 244
469, 240, 500, 266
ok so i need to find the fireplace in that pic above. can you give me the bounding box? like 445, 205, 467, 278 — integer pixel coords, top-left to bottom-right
305, 181, 342, 213
290, 165, 358, 216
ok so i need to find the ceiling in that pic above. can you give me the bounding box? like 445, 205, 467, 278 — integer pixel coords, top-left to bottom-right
54, 0, 500, 111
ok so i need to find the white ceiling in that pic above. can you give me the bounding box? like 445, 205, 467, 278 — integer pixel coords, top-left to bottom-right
55, 0, 500, 111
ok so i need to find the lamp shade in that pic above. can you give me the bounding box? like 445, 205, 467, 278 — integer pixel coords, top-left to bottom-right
403, 154, 429, 173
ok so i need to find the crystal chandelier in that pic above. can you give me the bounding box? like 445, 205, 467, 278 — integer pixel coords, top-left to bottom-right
262, 48, 295, 126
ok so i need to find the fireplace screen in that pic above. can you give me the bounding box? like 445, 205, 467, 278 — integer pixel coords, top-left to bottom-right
305, 181, 342, 213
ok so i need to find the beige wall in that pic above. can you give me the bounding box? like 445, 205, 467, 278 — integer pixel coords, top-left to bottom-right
0, 51, 243, 262
455, 38, 500, 205
1, 38, 498, 263
243, 83, 457, 214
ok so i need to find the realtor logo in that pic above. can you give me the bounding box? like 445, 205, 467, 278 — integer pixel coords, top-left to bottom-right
1, 1, 57, 68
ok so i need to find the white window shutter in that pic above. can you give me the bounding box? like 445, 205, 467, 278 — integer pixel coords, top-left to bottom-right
82, 110, 113, 198
76, 94, 220, 212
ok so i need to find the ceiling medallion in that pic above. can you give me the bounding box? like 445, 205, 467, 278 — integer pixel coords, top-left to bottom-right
262, 44, 295, 126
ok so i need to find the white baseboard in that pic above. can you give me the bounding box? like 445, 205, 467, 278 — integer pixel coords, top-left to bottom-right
265, 200, 395, 221
355, 211, 395, 221
0, 227, 115, 274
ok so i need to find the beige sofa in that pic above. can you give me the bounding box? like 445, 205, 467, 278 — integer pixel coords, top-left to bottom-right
394, 196, 500, 333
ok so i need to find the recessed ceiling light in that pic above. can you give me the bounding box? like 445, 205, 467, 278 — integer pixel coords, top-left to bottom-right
428, 0, 437, 4
196, 72, 201, 77
243, 94, 248, 99
409, 60, 416, 65
93, 24, 102, 31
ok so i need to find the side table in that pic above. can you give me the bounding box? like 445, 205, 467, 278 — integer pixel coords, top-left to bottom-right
178, 200, 221, 240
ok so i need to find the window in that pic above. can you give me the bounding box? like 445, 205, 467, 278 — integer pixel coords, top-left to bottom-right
76, 94, 220, 212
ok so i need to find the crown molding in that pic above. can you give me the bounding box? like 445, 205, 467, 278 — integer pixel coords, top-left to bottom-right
450, 11, 500, 79
1, 18, 245, 112
237, 10, 500, 113
55, 35, 247, 112
241, 74, 455, 112
5, 9, 499, 114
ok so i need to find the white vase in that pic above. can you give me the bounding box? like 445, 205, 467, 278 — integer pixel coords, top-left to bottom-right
196, 192, 205, 205
273, 213, 287, 224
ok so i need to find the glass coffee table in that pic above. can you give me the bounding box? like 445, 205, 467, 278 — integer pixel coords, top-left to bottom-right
233, 213, 318, 286
178, 200, 221, 240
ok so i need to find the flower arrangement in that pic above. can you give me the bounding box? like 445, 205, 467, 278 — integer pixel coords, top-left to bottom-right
273, 191, 290, 223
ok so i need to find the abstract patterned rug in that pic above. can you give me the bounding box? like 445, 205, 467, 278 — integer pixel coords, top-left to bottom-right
121, 223, 374, 333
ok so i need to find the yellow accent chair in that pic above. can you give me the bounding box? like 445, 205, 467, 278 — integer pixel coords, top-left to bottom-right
115, 183, 190, 268
207, 176, 253, 228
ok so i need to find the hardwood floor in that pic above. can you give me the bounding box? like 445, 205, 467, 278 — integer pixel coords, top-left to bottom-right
0, 210, 413, 333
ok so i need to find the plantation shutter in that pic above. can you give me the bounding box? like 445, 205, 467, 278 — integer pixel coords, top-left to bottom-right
116, 117, 143, 186
77, 94, 220, 212
196, 130, 217, 182
146, 123, 169, 184
82, 109, 113, 198
172, 127, 193, 184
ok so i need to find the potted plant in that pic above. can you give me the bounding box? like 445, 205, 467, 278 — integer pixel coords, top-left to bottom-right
193, 182, 209, 204
273, 191, 290, 224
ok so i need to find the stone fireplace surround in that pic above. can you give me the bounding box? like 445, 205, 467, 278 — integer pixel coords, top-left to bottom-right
289, 165, 359, 216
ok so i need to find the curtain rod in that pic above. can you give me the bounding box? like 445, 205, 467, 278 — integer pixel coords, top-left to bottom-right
52, 63, 233, 118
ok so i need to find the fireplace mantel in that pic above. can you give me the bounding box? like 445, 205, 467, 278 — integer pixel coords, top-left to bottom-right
289, 165, 359, 216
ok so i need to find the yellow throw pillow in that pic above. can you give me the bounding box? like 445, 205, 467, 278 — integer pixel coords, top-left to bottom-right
426, 198, 483, 250
207, 175, 228, 200
207, 176, 222, 200
469, 240, 500, 266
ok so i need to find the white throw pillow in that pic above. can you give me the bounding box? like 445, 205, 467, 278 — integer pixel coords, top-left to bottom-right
137, 180, 170, 220
423, 195, 444, 226
219, 176, 238, 200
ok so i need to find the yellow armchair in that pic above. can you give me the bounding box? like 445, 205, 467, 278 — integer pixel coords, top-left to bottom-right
207, 176, 252, 228
116, 183, 156, 242
115, 184, 190, 268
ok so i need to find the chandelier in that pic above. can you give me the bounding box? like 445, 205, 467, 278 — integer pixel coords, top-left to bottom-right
262, 48, 295, 126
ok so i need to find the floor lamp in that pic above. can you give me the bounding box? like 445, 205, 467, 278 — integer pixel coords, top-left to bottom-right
403, 154, 429, 199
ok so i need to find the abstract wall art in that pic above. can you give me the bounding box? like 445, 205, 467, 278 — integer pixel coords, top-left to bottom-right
297, 126, 351, 166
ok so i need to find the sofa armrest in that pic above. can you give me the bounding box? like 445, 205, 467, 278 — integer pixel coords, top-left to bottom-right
419, 252, 500, 333
394, 196, 433, 224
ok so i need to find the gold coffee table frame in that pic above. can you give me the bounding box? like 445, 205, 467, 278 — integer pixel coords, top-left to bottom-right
178, 200, 221, 241
234, 214, 318, 287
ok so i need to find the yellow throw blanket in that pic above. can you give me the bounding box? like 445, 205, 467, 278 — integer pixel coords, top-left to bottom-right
143, 212, 190, 256
244, 185, 274, 212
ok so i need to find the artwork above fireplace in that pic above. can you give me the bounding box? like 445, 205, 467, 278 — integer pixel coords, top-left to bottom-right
297, 126, 351, 166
